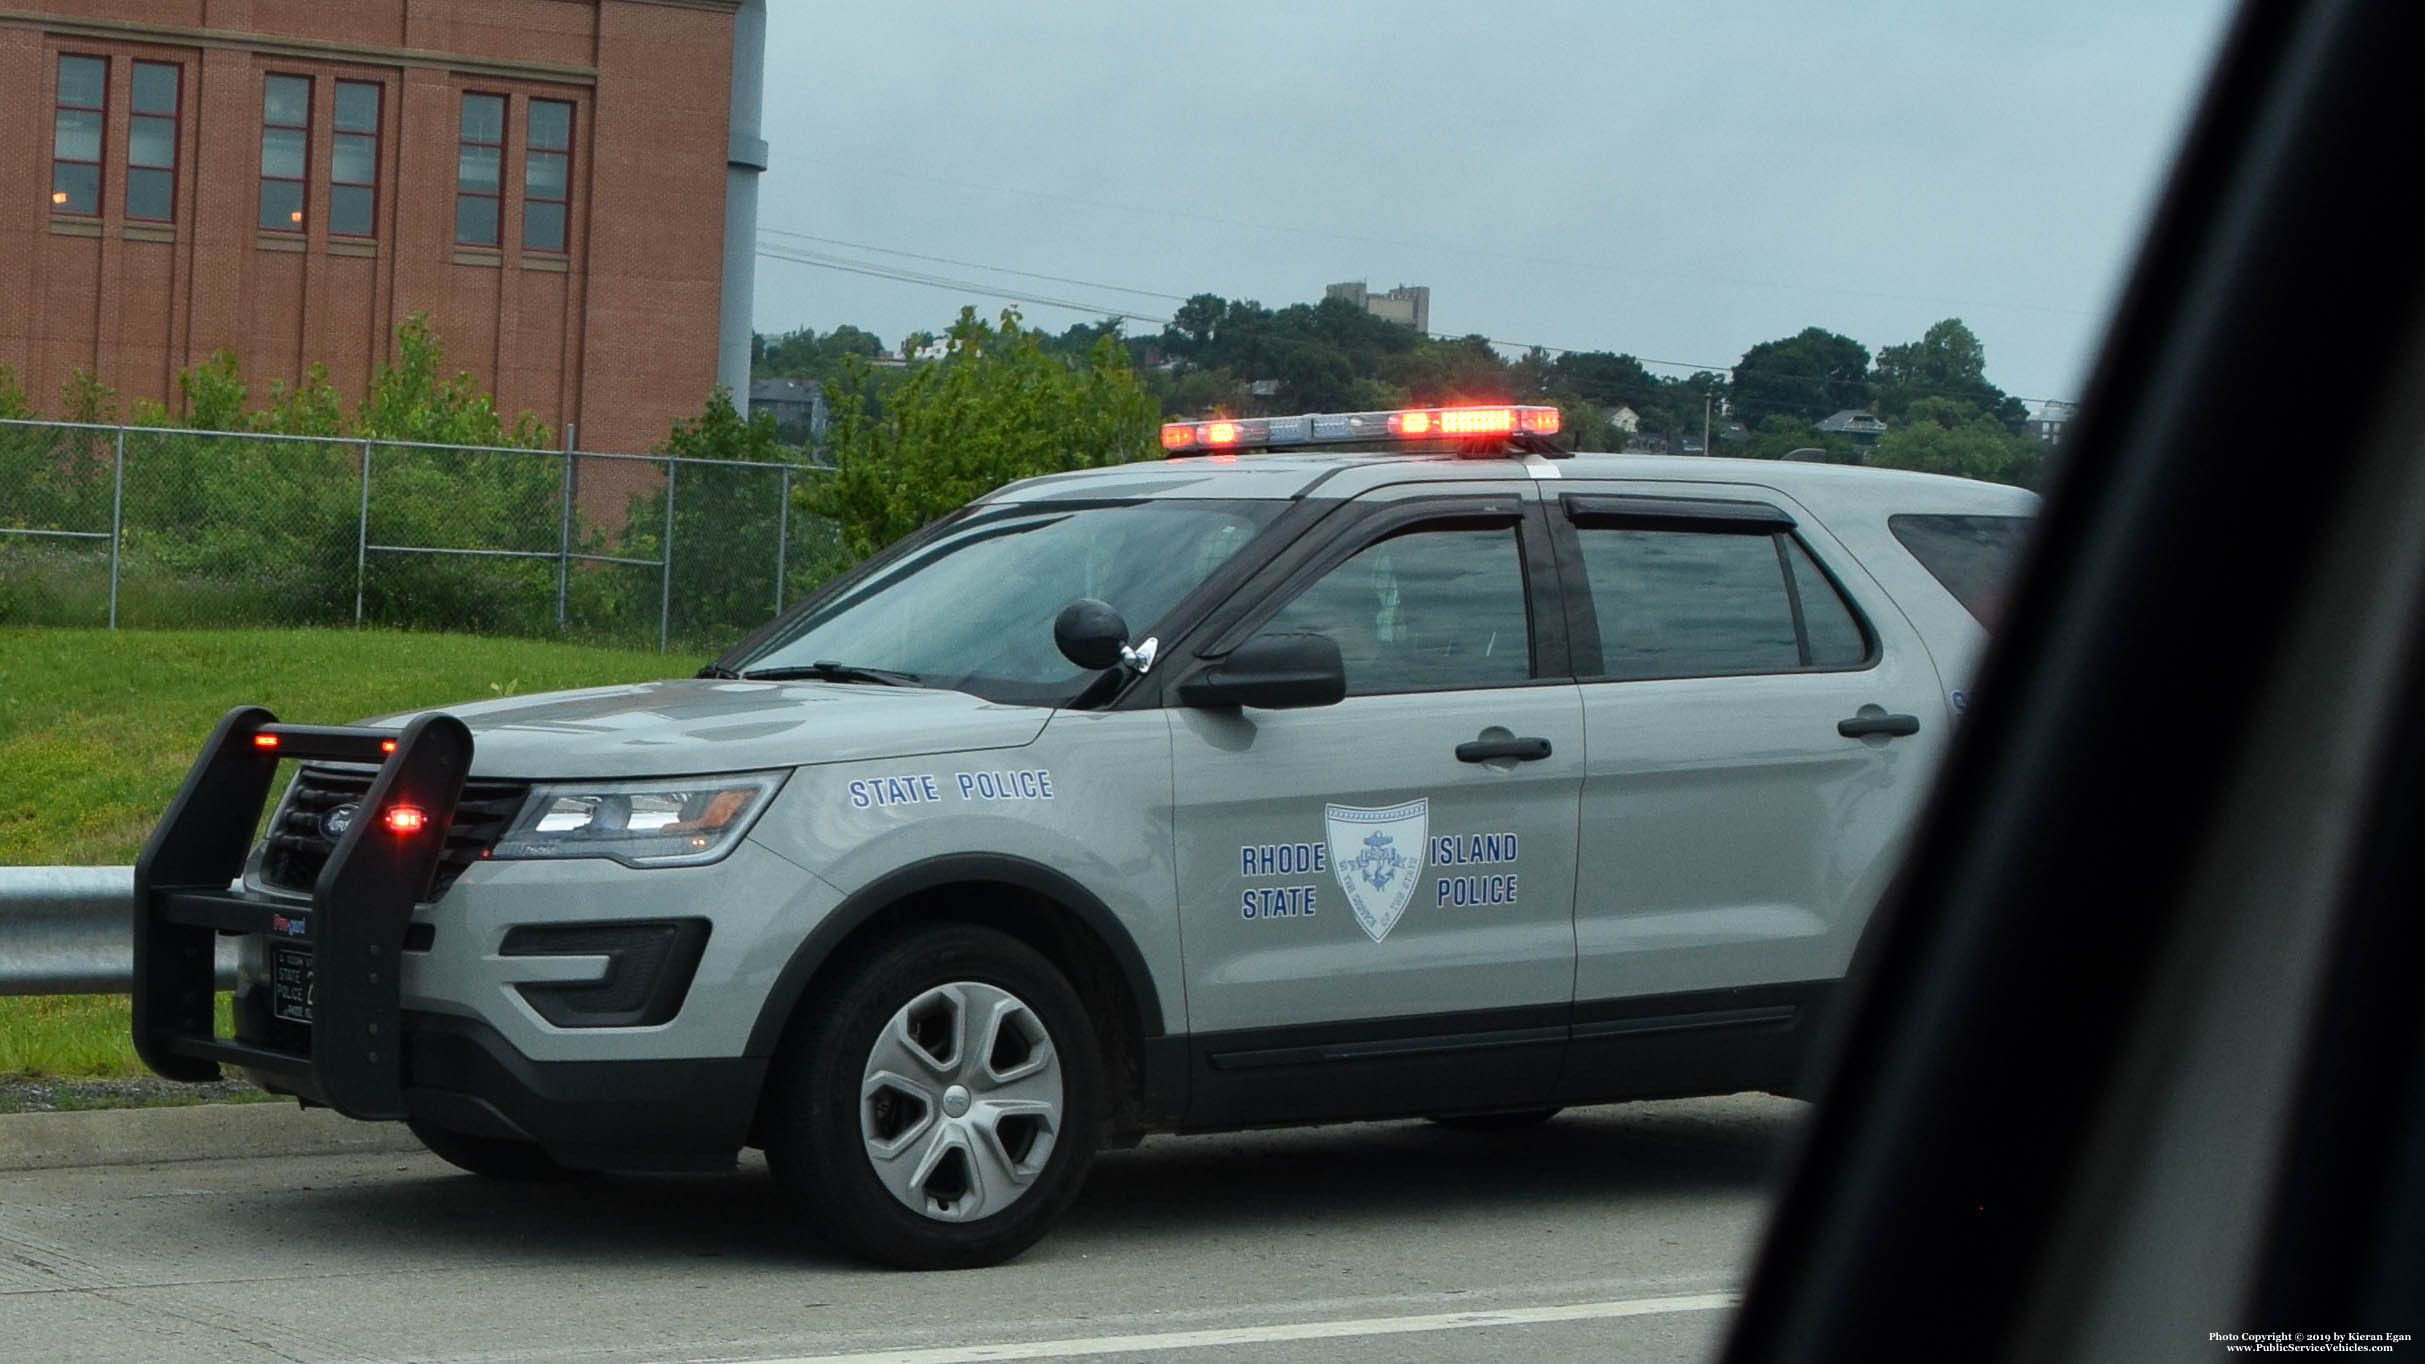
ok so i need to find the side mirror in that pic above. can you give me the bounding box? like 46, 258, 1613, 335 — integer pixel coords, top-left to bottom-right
1175, 633, 1346, 710
1054, 598, 1131, 670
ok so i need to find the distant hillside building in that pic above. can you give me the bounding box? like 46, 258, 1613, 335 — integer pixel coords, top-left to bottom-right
2, 1, 765, 459
747, 376, 824, 436
1816, 409, 1890, 448
2024, 399, 2079, 443
1324, 281, 1430, 334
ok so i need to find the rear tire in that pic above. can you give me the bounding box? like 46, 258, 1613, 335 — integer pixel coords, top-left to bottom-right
764, 924, 1102, 1269
406, 1119, 578, 1181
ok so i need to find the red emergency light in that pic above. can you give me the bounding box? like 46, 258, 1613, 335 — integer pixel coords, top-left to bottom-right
1160, 405, 1562, 456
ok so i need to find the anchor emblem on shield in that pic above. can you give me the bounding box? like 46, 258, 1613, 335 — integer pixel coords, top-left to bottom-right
1324, 798, 1429, 943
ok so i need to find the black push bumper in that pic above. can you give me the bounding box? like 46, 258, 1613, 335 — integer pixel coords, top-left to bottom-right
133, 705, 472, 1119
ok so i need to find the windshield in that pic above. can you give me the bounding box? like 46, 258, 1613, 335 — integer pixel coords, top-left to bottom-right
735, 498, 1283, 702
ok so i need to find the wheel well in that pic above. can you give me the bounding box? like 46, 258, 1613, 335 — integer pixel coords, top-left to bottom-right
750, 879, 1151, 1143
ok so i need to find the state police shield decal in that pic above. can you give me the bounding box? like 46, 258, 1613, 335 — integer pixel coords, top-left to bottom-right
1325, 798, 1429, 943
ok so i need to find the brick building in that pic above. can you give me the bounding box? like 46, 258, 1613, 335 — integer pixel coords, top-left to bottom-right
1, 0, 756, 457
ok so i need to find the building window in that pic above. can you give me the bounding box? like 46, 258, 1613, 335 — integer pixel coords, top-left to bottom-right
127, 62, 181, 222
52, 54, 106, 216
456, 93, 505, 247
259, 74, 310, 231
331, 81, 381, 237
524, 99, 573, 252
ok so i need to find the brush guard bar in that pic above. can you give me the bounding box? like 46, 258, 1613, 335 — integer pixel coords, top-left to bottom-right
132, 705, 472, 1119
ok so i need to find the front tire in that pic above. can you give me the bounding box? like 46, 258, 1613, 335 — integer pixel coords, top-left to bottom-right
765, 924, 1102, 1269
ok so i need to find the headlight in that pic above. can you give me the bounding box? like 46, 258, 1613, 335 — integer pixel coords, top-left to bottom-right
489, 771, 788, 868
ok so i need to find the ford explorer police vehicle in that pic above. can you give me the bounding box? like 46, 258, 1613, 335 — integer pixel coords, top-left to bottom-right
132, 404, 2035, 1269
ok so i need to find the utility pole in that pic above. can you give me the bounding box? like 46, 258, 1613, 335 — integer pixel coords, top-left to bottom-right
1702, 389, 1712, 456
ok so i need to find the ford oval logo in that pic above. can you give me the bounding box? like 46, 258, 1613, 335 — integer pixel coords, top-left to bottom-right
319, 803, 360, 840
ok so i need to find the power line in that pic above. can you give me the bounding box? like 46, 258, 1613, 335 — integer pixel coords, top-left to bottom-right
754, 242, 1169, 327
782, 154, 2097, 320
759, 228, 1192, 302
757, 231, 1739, 364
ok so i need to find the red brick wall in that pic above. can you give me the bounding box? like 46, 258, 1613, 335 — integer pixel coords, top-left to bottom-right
0, 1, 734, 461
579, 0, 730, 453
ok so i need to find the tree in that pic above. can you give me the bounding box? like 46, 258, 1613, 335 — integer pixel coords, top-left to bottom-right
610, 387, 824, 644
1044, 317, 1126, 358
260, 363, 347, 437
1548, 351, 1664, 410
1740, 414, 1858, 463
1867, 397, 2045, 488
357, 314, 549, 448
60, 368, 117, 426
1380, 335, 1517, 406
1729, 328, 1870, 428
808, 307, 1159, 566
1147, 365, 1252, 423
755, 324, 887, 381
1870, 318, 2026, 427
175, 351, 250, 430
1162, 294, 1229, 358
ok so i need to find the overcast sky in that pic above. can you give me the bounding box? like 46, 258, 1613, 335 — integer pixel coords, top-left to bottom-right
751, 1, 2236, 403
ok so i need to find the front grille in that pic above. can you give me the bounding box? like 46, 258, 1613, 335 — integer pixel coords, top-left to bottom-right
261, 765, 531, 899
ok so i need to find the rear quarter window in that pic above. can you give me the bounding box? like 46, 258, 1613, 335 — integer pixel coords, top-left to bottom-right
1888, 513, 2034, 629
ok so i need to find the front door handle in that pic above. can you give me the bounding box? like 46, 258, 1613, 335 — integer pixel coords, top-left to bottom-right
1456, 736, 1553, 763
1838, 712, 1921, 739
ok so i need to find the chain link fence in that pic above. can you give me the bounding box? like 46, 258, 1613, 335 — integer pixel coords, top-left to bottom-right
0, 418, 839, 651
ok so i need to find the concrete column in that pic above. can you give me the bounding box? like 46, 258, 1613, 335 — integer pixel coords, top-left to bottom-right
718, 0, 766, 399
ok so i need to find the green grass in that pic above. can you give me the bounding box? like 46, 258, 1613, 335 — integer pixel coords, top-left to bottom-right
0, 994, 233, 1079
0, 627, 709, 1079
0, 627, 707, 866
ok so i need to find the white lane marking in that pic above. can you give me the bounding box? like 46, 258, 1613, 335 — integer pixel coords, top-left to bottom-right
708, 1292, 1736, 1364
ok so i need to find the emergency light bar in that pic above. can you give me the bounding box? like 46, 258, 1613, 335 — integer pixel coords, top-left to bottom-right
1159, 404, 1562, 456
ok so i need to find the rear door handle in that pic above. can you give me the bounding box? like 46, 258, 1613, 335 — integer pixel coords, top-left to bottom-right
1456, 736, 1553, 762
1838, 712, 1921, 739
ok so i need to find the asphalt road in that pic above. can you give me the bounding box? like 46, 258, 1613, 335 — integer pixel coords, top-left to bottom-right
0, 1094, 1801, 1364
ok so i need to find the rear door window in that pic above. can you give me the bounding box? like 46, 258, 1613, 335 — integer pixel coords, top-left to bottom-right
1888, 514, 2034, 629
1571, 524, 1871, 680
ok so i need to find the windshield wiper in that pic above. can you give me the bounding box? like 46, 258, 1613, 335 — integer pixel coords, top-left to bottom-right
740, 660, 923, 687
695, 664, 741, 679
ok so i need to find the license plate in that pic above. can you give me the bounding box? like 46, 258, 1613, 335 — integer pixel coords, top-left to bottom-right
272, 947, 314, 1025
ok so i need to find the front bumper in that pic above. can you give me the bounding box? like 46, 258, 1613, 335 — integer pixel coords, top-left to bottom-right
399, 1012, 766, 1171
138, 707, 838, 1157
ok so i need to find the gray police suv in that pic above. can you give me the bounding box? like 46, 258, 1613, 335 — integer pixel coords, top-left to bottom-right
132, 405, 2034, 1269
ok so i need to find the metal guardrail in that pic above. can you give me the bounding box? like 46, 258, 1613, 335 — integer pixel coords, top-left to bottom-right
0, 866, 237, 995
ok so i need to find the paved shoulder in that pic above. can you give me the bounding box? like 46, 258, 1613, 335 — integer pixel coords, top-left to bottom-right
0, 1100, 417, 1172
0, 1097, 1797, 1364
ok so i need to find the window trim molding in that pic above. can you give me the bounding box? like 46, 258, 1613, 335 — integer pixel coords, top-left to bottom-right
522, 97, 575, 255
50, 50, 108, 219
454, 89, 507, 248
258, 71, 312, 234
328, 78, 383, 240
125, 58, 181, 224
